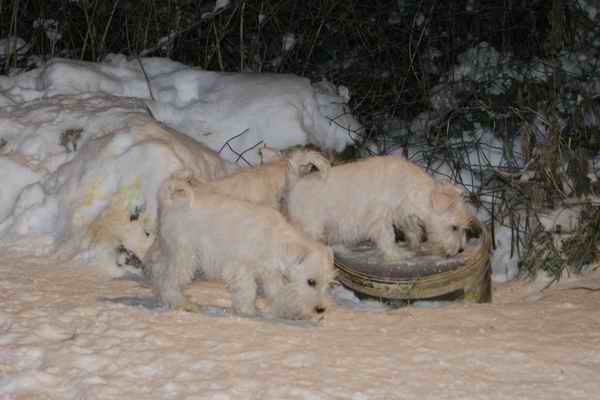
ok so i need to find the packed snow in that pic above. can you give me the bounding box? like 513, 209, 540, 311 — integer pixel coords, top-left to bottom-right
1, 257, 599, 399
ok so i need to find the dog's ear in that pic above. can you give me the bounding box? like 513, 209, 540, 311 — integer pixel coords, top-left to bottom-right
282, 242, 309, 267
430, 183, 461, 213
258, 144, 282, 164
280, 243, 310, 284
289, 151, 331, 179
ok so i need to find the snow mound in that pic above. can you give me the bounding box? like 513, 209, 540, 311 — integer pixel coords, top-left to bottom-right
0, 55, 363, 164
489, 225, 520, 283
149, 74, 362, 165
0, 94, 231, 275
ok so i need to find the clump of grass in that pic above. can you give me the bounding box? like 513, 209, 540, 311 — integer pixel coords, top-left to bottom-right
522, 204, 600, 285
522, 230, 567, 285
562, 206, 600, 273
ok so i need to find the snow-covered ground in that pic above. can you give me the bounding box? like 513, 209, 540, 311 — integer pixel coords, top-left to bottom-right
2, 256, 600, 399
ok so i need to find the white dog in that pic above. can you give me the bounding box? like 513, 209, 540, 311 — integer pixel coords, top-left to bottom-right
183, 148, 330, 210
146, 177, 336, 320
285, 156, 473, 260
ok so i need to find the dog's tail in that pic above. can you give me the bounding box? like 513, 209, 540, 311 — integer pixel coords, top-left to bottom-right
288, 150, 331, 183
281, 150, 330, 215
158, 171, 198, 208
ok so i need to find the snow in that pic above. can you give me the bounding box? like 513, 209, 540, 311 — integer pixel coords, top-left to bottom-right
282, 33, 298, 52
578, 0, 599, 20
489, 226, 520, 283
444, 42, 556, 96
33, 19, 62, 43
2, 257, 600, 400
0, 93, 235, 274
0, 55, 362, 164
0, 37, 29, 58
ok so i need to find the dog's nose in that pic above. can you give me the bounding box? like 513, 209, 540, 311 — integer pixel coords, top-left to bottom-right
458, 247, 464, 254
314, 306, 326, 314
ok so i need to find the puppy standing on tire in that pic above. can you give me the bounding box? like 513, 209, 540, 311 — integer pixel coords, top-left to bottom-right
147, 177, 335, 320
187, 148, 330, 210
285, 156, 473, 260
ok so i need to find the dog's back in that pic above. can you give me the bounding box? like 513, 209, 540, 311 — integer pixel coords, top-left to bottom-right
159, 184, 326, 278
285, 156, 472, 257
285, 156, 433, 239
178, 149, 330, 210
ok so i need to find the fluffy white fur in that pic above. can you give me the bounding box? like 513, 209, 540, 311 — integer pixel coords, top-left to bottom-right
146, 178, 336, 320
189, 149, 330, 209
285, 156, 473, 260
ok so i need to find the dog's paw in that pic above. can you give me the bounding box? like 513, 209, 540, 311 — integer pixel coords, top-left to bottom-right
231, 302, 257, 318
381, 245, 416, 263
175, 297, 202, 313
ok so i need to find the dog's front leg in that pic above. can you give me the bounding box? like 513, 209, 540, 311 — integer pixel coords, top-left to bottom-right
152, 233, 197, 310
367, 216, 408, 261
259, 270, 285, 301
398, 214, 426, 251
224, 262, 258, 317
154, 260, 187, 309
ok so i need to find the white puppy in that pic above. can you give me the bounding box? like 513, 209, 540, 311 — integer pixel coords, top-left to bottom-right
147, 177, 335, 320
187, 149, 330, 210
285, 156, 473, 260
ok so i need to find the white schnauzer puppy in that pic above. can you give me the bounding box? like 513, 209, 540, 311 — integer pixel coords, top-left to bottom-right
147, 177, 336, 320
285, 156, 473, 260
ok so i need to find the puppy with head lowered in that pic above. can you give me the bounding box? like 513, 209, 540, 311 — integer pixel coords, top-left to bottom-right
146, 176, 336, 320
285, 156, 473, 260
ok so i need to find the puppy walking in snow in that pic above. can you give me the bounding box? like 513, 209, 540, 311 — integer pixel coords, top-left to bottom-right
285, 156, 473, 260
186, 148, 330, 210
146, 176, 335, 320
